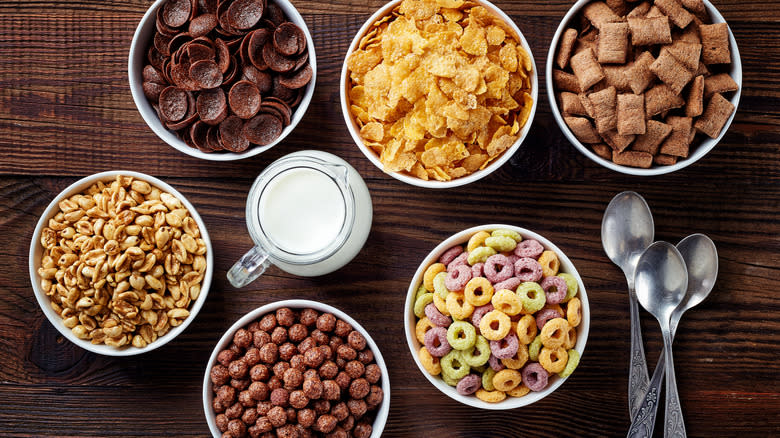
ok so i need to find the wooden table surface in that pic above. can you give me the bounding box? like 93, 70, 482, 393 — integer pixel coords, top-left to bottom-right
1, 0, 778, 436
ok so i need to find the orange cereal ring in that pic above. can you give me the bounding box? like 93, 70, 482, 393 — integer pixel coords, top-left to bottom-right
507, 383, 531, 397
475, 388, 507, 403
567, 297, 582, 327
445, 291, 475, 320
491, 289, 522, 316
540, 318, 570, 349
539, 346, 569, 374
478, 310, 511, 341
501, 343, 529, 370
423, 263, 446, 292
418, 346, 441, 376
415, 317, 436, 344
467, 231, 491, 252
492, 369, 522, 392
515, 314, 538, 345
538, 250, 560, 277
464, 277, 494, 306
543, 303, 565, 317
563, 324, 577, 350
433, 293, 450, 316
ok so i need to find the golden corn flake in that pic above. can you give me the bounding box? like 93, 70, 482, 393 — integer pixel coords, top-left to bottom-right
346, 0, 534, 181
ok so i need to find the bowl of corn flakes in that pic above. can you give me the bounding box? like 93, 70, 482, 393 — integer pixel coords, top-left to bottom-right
341, 0, 538, 188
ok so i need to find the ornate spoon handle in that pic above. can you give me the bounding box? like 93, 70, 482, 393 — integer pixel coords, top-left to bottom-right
628, 291, 650, 418
627, 351, 666, 438
663, 333, 686, 438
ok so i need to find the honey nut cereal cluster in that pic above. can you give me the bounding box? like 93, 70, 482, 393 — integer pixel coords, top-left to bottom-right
346, 0, 534, 181
38, 175, 207, 349
413, 229, 582, 402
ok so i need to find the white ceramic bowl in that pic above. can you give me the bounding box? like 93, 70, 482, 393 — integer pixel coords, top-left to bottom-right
340, 0, 539, 188
546, 0, 742, 176
404, 224, 589, 409
203, 299, 390, 437
129, 0, 317, 161
29, 170, 213, 356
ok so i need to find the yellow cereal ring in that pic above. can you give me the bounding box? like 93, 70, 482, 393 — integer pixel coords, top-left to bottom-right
563, 324, 577, 350
558, 349, 580, 378
467, 231, 491, 252
478, 310, 511, 341
539, 346, 569, 374
538, 250, 560, 277
501, 343, 529, 370
507, 383, 531, 397
528, 335, 542, 361
567, 297, 582, 327
418, 346, 441, 376
515, 314, 538, 344
540, 318, 570, 349
557, 272, 579, 302
441, 371, 460, 387
491, 229, 522, 242
516, 282, 546, 314
446, 291, 475, 320
464, 277, 494, 306
416, 317, 436, 344
467, 246, 496, 265
481, 367, 497, 391
423, 263, 446, 292
414, 292, 434, 318
485, 235, 517, 252
475, 388, 507, 403
433, 292, 450, 316
491, 289, 522, 316
433, 271, 450, 299
492, 369, 522, 392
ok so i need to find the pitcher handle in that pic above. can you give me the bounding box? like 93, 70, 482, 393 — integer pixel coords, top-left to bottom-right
227, 246, 271, 288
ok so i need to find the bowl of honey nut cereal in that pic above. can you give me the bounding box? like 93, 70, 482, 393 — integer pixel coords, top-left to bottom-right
29, 171, 213, 356
341, 0, 538, 188
546, 0, 741, 175
404, 224, 589, 409
203, 300, 390, 437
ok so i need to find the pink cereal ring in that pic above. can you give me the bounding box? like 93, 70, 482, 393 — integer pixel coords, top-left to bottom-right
445, 265, 472, 291
506, 254, 519, 266
536, 308, 562, 330
447, 252, 469, 271
424, 302, 452, 328
471, 262, 484, 278
514, 239, 544, 258
490, 333, 519, 359
488, 354, 505, 371
515, 257, 543, 282
456, 374, 482, 395
471, 304, 494, 333
424, 327, 452, 357
484, 254, 514, 283
522, 362, 549, 392
439, 245, 464, 265
541, 276, 568, 304
494, 277, 522, 292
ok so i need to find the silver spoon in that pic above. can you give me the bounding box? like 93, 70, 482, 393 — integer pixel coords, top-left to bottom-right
602, 191, 655, 417
634, 242, 689, 438
628, 234, 718, 438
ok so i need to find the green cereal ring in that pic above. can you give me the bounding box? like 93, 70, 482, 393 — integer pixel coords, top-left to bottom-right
517, 282, 546, 313
447, 321, 477, 350
441, 350, 470, 380
557, 273, 579, 302
558, 349, 580, 378
433, 271, 450, 299
468, 246, 497, 265
485, 235, 517, 252
441, 370, 460, 387
481, 367, 497, 391
416, 284, 429, 301
491, 229, 522, 242
528, 335, 543, 362
463, 335, 490, 367
414, 293, 434, 318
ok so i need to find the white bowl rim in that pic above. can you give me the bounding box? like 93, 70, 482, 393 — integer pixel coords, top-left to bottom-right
545, 0, 742, 176
28, 170, 214, 356
202, 299, 391, 437
128, 0, 318, 161
339, 0, 539, 188
403, 224, 590, 410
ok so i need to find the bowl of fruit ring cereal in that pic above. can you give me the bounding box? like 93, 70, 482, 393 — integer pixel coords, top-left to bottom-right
404, 224, 589, 409
341, 0, 538, 188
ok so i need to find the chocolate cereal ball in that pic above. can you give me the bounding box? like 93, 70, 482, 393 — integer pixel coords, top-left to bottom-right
357, 349, 374, 364
297, 336, 317, 353
270, 387, 289, 407
347, 331, 367, 351
297, 408, 316, 428
256, 401, 272, 416
349, 378, 370, 399
327, 427, 348, 438
316, 313, 337, 332
336, 344, 357, 361
273, 361, 291, 378
279, 342, 297, 361
366, 385, 383, 409
253, 416, 273, 433
316, 414, 338, 434
253, 330, 271, 348
299, 308, 319, 327
302, 378, 323, 399
271, 326, 288, 344
303, 368, 319, 381
303, 346, 325, 368
238, 389, 254, 407
217, 385, 236, 405
258, 343, 278, 364
218, 349, 239, 367
259, 314, 277, 332
322, 380, 341, 400
335, 371, 351, 391
289, 390, 309, 409
250, 364, 270, 382
276, 307, 296, 327
353, 422, 373, 438
267, 375, 282, 391
225, 402, 244, 420
248, 381, 269, 401
289, 323, 308, 342
211, 364, 230, 385
334, 320, 352, 338
345, 360, 365, 379
267, 405, 287, 427
241, 407, 258, 425
244, 347, 261, 366
319, 361, 338, 379
312, 399, 331, 415
347, 398, 367, 418
276, 424, 298, 438
227, 418, 246, 437
311, 329, 329, 345
233, 329, 253, 349
330, 402, 349, 421
230, 378, 250, 390
215, 413, 229, 432
290, 354, 306, 372
283, 367, 303, 389
364, 363, 381, 384
339, 414, 355, 431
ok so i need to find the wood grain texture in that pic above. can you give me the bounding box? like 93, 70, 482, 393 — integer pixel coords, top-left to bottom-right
0, 0, 779, 437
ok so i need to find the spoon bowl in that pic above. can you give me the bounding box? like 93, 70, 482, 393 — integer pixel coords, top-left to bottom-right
635, 242, 689, 322
675, 234, 719, 316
